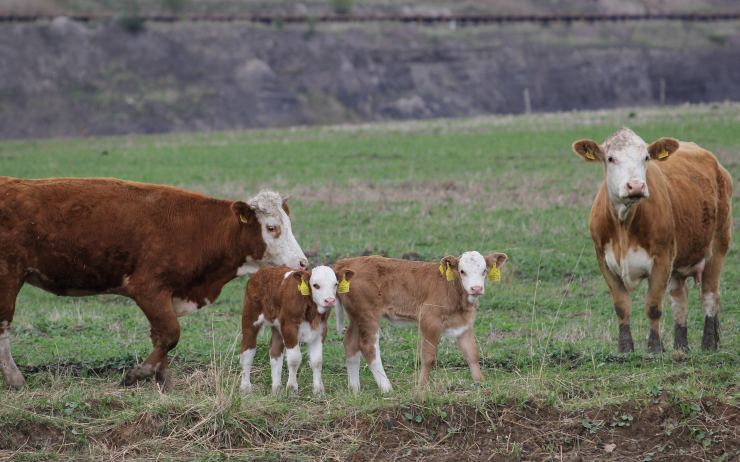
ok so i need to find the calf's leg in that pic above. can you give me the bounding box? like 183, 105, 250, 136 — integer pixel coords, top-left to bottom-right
344, 321, 362, 394
124, 291, 180, 391
240, 301, 262, 393
668, 276, 689, 351
358, 322, 392, 393
268, 327, 285, 395
456, 327, 483, 382
282, 326, 301, 393
418, 323, 442, 387
0, 276, 24, 389
308, 334, 324, 395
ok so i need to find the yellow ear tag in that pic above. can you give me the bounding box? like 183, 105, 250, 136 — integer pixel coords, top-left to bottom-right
439, 263, 445, 276
239, 213, 249, 224
444, 262, 455, 282
488, 265, 501, 283
584, 150, 596, 161
657, 150, 669, 160
298, 278, 310, 296
337, 275, 350, 294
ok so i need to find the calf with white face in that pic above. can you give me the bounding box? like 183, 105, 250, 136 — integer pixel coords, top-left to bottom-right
334, 250, 507, 393
240, 265, 345, 395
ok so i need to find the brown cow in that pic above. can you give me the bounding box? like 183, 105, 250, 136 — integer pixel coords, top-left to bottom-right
0, 177, 307, 390
572, 128, 732, 353
334, 251, 507, 393
240, 265, 350, 395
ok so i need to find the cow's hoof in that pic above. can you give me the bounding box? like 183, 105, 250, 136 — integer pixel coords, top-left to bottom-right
701, 316, 719, 351
618, 325, 634, 353
122, 365, 155, 386
647, 330, 664, 354
155, 369, 174, 393
673, 324, 689, 351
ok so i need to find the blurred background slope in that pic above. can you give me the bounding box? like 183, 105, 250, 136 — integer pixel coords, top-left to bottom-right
0, 0, 738, 138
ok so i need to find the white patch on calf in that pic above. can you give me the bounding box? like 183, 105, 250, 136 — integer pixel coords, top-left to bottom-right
458, 251, 487, 298
346, 351, 361, 394
368, 332, 392, 393
444, 325, 470, 339
604, 241, 653, 291
270, 353, 284, 394
283, 270, 294, 280
240, 348, 256, 393
285, 345, 302, 392
309, 266, 338, 313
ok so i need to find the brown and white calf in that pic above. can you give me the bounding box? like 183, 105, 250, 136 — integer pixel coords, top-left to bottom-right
333, 251, 507, 393
573, 128, 732, 353
240, 265, 347, 395
0, 177, 307, 390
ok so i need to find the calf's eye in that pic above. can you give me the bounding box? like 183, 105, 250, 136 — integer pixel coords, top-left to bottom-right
645, 156, 650, 161
313, 284, 320, 289
460, 270, 466, 275
607, 156, 614, 163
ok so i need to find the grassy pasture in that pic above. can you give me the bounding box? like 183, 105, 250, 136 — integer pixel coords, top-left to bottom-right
0, 104, 738, 460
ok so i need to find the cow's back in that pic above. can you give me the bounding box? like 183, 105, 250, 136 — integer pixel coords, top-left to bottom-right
0, 177, 228, 294
657, 143, 732, 267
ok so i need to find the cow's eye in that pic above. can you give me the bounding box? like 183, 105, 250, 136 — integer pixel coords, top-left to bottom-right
607, 156, 614, 163
645, 156, 650, 161
313, 284, 320, 289
460, 269, 466, 275
266, 225, 276, 232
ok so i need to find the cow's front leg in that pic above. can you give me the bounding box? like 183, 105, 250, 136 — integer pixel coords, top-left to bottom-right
456, 326, 483, 382
124, 291, 180, 391
644, 258, 671, 354
597, 259, 634, 353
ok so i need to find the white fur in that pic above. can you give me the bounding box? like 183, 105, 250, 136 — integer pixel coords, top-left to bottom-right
283, 270, 294, 279
604, 241, 653, 291
239, 348, 256, 393
237, 257, 261, 276
308, 336, 324, 394
444, 325, 470, 339
172, 297, 207, 317
458, 251, 487, 298
285, 346, 302, 392
347, 351, 361, 394
702, 292, 718, 317
249, 191, 307, 271
270, 353, 284, 394
368, 333, 392, 393
309, 266, 338, 314
602, 128, 651, 220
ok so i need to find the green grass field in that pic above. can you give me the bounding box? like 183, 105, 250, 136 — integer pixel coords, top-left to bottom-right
0, 104, 737, 460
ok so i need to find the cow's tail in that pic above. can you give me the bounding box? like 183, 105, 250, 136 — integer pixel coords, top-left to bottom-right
335, 298, 345, 336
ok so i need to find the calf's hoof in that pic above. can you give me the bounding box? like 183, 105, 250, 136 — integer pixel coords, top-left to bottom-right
3, 369, 26, 390
313, 383, 325, 395
240, 383, 252, 394
618, 325, 634, 353
122, 364, 156, 386
286, 382, 299, 394
647, 330, 664, 354
155, 369, 174, 393
673, 324, 689, 351
271, 385, 282, 396
701, 316, 720, 351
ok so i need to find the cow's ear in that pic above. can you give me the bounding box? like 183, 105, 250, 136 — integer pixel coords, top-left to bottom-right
440, 256, 459, 269
231, 201, 256, 225
647, 137, 679, 161
281, 195, 291, 216
572, 139, 604, 162
485, 252, 508, 269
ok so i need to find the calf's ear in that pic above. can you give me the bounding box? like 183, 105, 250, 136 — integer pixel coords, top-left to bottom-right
572, 139, 604, 162
485, 252, 508, 269
335, 269, 355, 282
647, 137, 679, 161
440, 256, 459, 269
231, 201, 257, 225
291, 270, 311, 282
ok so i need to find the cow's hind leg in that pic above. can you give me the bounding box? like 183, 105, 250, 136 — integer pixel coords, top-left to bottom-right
0, 276, 24, 389
124, 291, 180, 391
701, 254, 725, 350
668, 275, 689, 351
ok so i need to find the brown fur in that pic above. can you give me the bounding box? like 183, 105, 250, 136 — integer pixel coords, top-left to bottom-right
583, 142, 732, 352
334, 254, 506, 389
0, 176, 280, 390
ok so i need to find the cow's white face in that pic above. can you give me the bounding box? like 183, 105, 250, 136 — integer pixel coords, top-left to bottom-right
309, 266, 338, 314
601, 128, 651, 207
248, 191, 307, 272
572, 128, 680, 221
458, 251, 488, 298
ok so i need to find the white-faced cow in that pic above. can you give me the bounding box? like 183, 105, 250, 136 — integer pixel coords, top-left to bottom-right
0, 177, 307, 390
240, 265, 346, 395
333, 251, 507, 393
572, 128, 732, 353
